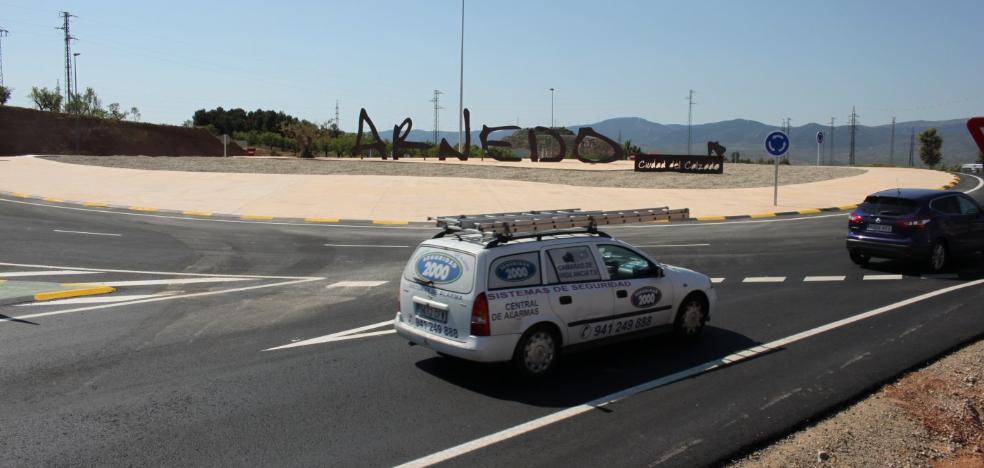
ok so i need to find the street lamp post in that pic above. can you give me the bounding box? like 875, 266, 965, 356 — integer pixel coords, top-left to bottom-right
72, 52, 80, 97
457, 0, 464, 152
549, 88, 554, 128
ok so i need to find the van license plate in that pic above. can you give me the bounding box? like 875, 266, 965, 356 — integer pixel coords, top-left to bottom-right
415, 303, 448, 323
866, 224, 893, 233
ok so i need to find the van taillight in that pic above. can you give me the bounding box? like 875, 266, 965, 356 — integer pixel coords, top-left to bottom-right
470, 292, 490, 337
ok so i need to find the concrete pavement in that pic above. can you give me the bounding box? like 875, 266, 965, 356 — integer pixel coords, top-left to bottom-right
0, 155, 956, 221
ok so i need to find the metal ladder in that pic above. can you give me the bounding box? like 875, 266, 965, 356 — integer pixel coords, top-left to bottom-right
431, 207, 690, 239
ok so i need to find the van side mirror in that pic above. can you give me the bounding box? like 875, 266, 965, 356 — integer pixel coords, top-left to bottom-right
653, 265, 664, 278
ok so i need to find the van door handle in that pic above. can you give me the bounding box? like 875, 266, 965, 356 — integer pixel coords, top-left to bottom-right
559, 296, 572, 305
616, 290, 627, 298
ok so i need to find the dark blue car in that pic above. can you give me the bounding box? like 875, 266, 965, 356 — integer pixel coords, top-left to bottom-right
846, 188, 984, 272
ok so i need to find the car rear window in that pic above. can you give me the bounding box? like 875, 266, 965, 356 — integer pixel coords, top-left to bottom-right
404, 245, 476, 294
859, 196, 919, 215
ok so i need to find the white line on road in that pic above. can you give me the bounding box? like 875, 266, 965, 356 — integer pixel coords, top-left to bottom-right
324, 243, 409, 248
395, 278, 984, 468
0, 278, 324, 323
93, 277, 253, 287
962, 173, 983, 194
637, 243, 710, 248
742, 277, 786, 283
52, 229, 121, 237
863, 274, 904, 281
0, 270, 102, 278
711, 278, 725, 284
0, 261, 320, 280
15, 292, 181, 306
265, 320, 393, 351
326, 281, 389, 288
803, 276, 846, 282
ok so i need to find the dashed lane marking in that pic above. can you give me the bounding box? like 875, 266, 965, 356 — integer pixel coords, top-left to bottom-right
863, 274, 904, 281
395, 278, 984, 467
78, 277, 254, 287
327, 281, 389, 288
0, 270, 101, 278
803, 276, 847, 282
16, 291, 181, 306
324, 244, 409, 248
0, 261, 319, 280
52, 229, 122, 237
742, 277, 786, 283
711, 278, 725, 284
265, 320, 393, 351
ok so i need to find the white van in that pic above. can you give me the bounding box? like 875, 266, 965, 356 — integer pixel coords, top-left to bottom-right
394, 208, 717, 375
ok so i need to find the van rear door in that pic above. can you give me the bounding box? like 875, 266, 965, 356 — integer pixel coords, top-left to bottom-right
401, 245, 477, 342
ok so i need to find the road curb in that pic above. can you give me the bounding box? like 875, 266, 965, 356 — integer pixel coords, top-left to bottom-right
0, 281, 116, 306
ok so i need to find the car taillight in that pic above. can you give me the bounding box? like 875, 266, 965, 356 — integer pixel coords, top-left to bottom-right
849, 212, 863, 224
896, 218, 931, 229
470, 292, 490, 336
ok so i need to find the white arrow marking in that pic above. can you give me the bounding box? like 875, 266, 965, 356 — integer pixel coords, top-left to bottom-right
327, 281, 389, 288
265, 320, 393, 351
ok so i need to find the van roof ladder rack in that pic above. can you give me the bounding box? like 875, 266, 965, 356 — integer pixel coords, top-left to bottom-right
430, 207, 690, 243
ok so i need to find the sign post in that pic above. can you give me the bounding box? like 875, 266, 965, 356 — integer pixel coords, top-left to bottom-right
765, 130, 790, 206
222, 134, 228, 158
816, 131, 824, 166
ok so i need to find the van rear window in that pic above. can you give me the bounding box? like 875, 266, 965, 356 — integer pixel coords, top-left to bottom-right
404, 246, 476, 294
859, 196, 919, 215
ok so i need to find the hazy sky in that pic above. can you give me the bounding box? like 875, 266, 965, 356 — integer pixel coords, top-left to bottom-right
2, 0, 981, 130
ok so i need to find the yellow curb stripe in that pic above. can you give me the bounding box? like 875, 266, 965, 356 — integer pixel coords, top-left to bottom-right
82, 201, 107, 207
837, 204, 857, 211
129, 206, 159, 212
797, 208, 822, 215
750, 213, 777, 219
372, 220, 410, 225
11, 192, 30, 198
241, 215, 274, 221
43, 197, 64, 203
304, 217, 340, 223
696, 216, 726, 222
182, 210, 212, 217
648, 219, 670, 224
34, 285, 116, 302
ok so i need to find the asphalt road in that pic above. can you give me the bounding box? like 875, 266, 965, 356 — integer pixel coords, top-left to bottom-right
1, 175, 982, 467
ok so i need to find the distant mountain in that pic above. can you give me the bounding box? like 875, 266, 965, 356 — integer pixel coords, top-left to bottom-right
402, 117, 981, 165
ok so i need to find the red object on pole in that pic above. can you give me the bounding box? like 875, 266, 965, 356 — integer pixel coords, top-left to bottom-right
967, 117, 984, 154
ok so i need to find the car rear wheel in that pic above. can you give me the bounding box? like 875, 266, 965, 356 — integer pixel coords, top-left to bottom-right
849, 251, 870, 265
927, 241, 947, 272
673, 294, 708, 339
513, 325, 559, 376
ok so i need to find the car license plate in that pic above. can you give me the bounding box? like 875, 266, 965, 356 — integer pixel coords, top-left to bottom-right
415, 303, 448, 323
866, 224, 893, 233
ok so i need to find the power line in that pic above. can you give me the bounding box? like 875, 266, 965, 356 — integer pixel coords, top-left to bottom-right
848, 106, 859, 166
686, 89, 696, 154
334, 100, 340, 133
889, 116, 896, 166
828, 117, 835, 165
908, 127, 915, 167
0, 28, 8, 87
55, 11, 77, 102
430, 90, 444, 145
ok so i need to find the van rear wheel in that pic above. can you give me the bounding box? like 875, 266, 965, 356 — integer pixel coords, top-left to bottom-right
513, 326, 559, 376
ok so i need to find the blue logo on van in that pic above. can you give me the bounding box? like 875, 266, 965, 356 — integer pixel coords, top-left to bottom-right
631, 287, 662, 308
415, 253, 463, 284
494, 259, 537, 282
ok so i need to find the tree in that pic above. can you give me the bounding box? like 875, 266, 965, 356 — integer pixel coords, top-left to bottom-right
130, 107, 141, 122
107, 102, 128, 120
29, 86, 63, 112
0, 85, 11, 105
64, 87, 103, 116
918, 128, 943, 168
280, 120, 324, 158
622, 140, 643, 157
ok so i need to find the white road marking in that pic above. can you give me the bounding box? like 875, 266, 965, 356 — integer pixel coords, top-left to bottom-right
742, 276, 786, 283
637, 243, 710, 247
0, 270, 101, 278
326, 280, 389, 288
863, 274, 904, 281
0, 278, 324, 323
711, 278, 725, 284
962, 173, 983, 194
95, 277, 253, 287
52, 229, 121, 237
395, 278, 984, 468
611, 212, 849, 228
803, 276, 846, 282
324, 243, 409, 248
15, 292, 181, 306
0, 261, 319, 280
265, 320, 393, 351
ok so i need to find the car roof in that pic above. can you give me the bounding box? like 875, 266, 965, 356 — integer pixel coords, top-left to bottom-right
420, 232, 610, 255
867, 188, 952, 202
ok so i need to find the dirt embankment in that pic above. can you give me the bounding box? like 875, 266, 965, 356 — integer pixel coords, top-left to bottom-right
0, 106, 244, 157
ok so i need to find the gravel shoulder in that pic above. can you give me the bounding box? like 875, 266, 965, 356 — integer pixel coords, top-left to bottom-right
39, 156, 865, 190
730, 338, 984, 467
